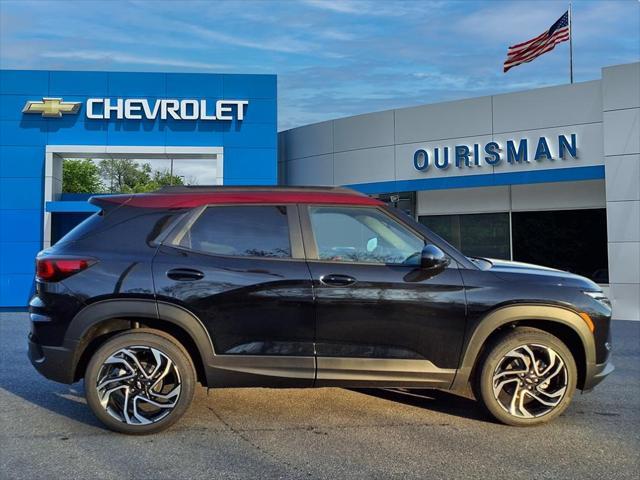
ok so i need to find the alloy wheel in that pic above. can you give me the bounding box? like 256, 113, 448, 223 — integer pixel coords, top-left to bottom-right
491, 343, 568, 419
96, 345, 182, 425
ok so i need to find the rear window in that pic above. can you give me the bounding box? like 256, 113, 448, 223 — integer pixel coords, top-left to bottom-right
175, 206, 291, 258
54, 211, 104, 245
54, 207, 186, 247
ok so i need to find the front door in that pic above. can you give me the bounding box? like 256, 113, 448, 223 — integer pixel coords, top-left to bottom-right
300, 205, 467, 387
153, 204, 315, 387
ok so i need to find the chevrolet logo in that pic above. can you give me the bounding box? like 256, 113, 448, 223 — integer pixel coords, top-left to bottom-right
22, 98, 82, 118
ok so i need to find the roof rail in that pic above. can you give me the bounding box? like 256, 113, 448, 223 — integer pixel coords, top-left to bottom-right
155, 185, 365, 195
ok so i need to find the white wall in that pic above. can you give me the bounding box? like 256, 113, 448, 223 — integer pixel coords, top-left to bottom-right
417, 185, 510, 216
416, 180, 606, 217
602, 63, 640, 321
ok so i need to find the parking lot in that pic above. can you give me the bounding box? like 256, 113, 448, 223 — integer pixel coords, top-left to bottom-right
0, 312, 638, 480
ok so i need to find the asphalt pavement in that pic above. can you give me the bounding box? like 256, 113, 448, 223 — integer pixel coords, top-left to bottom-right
1, 312, 638, 480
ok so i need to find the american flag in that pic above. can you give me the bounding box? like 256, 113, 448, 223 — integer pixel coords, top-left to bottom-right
504, 11, 570, 73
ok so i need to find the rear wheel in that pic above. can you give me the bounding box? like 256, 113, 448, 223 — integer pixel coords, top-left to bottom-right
84, 329, 196, 434
474, 327, 577, 426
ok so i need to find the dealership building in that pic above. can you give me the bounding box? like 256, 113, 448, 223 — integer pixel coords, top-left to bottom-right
1, 62, 638, 320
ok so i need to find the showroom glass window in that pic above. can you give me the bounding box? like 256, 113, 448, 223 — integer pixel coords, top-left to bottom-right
309, 206, 424, 264
176, 206, 291, 258
512, 209, 608, 283
419, 213, 511, 260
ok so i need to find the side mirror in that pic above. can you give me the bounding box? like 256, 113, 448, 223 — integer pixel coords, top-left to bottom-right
421, 244, 450, 272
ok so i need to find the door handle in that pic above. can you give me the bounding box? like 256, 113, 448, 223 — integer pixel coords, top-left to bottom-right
166, 268, 205, 281
320, 274, 357, 287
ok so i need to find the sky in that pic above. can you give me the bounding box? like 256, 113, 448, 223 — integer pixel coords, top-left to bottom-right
1, 0, 638, 130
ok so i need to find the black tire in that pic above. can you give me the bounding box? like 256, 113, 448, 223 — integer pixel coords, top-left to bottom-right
84, 329, 196, 435
474, 327, 577, 426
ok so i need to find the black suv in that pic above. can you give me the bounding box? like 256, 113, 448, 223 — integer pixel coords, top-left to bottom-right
29, 186, 613, 434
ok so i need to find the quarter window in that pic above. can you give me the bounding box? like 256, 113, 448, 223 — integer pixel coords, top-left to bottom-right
308, 206, 424, 265
176, 206, 291, 258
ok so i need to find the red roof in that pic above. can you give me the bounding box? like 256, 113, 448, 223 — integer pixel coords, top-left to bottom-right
91, 189, 382, 209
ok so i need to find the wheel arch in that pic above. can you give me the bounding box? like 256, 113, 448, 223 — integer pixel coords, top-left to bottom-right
451, 304, 595, 391
68, 299, 214, 384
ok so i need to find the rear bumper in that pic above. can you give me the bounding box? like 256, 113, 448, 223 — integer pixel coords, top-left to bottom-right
28, 334, 76, 384
583, 360, 615, 391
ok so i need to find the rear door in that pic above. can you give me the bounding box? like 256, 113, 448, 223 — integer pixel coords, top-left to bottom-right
153, 204, 315, 387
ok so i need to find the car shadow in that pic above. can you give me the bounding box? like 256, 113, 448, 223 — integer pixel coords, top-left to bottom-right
351, 388, 493, 423
0, 373, 105, 429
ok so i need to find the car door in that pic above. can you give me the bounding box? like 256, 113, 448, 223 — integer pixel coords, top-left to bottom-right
153, 204, 315, 387
300, 204, 467, 388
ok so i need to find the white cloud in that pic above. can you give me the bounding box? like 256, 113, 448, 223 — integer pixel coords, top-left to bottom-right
171, 21, 317, 54
318, 29, 357, 41
456, 3, 563, 44
456, 0, 639, 47
302, 0, 440, 16
41, 50, 226, 70
302, 0, 364, 14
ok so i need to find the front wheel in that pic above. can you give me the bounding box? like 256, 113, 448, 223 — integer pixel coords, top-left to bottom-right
84, 329, 196, 434
474, 327, 577, 426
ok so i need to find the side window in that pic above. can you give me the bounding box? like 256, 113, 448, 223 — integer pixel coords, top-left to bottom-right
175, 206, 291, 258
308, 206, 425, 265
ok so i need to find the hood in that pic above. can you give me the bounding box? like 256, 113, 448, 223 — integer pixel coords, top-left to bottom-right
484, 258, 601, 290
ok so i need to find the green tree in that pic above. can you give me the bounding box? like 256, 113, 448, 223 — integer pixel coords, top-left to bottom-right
99, 159, 150, 193
99, 159, 185, 193
62, 159, 103, 193
153, 169, 186, 187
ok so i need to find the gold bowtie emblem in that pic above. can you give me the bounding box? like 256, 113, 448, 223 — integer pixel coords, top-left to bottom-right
22, 98, 82, 118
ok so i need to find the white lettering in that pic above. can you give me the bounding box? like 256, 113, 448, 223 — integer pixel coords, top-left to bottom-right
180, 99, 199, 120
216, 100, 233, 121
141, 99, 161, 120
124, 99, 143, 120
86, 98, 103, 119
103, 98, 124, 119
85, 98, 249, 121
231, 100, 248, 120
200, 100, 216, 120
161, 100, 180, 120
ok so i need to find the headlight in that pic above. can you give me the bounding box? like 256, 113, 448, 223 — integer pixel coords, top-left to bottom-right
583, 290, 612, 309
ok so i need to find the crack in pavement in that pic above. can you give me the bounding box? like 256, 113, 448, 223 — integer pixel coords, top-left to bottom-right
230, 422, 455, 433
1, 419, 456, 441
207, 406, 311, 477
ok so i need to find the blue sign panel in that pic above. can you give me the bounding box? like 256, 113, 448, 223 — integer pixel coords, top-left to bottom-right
0, 69, 278, 307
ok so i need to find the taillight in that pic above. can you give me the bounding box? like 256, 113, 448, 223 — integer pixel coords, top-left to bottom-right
36, 257, 96, 282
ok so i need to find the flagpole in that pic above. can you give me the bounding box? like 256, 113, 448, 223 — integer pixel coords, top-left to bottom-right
569, 2, 574, 83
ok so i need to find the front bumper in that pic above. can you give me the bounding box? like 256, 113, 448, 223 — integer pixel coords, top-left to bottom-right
583, 360, 615, 391
28, 334, 76, 384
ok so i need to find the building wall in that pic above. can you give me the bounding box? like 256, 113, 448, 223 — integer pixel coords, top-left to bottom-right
0, 70, 277, 307
416, 180, 606, 216
280, 79, 606, 193
602, 63, 640, 321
